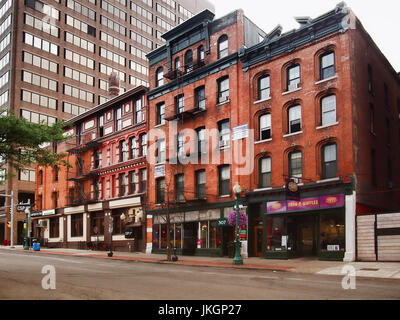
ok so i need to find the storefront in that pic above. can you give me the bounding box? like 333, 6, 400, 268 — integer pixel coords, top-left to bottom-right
151, 206, 249, 257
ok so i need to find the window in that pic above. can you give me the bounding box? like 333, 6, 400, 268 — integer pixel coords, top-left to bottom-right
258, 75, 270, 100
196, 127, 206, 154
195, 86, 205, 110
287, 64, 300, 91
119, 140, 128, 162
259, 114, 271, 140
139, 168, 147, 193
90, 213, 104, 236
259, 157, 271, 188
128, 171, 138, 194
52, 191, 58, 208
38, 170, 43, 185
288, 105, 301, 134
157, 102, 165, 125
322, 143, 337, 179
140, 133, 147, 157
321, 95, 336, 126
177, 133, 184, 158
196, 170, 206, 199
156, 67, 164, 87
320, 212, 344, 252
135, 98, 143, 124
49, 217, 59, 238
218, 119, 230, 148
370, 104, 374, 134
53, 166, 58, 182
115, 107, 122, 131
71, 214, 83, 237
320, 52, 335, 80
175, 174, 184, 201
198, 45, 204, 61
368, 64, 373, 93
184, 50, 193, 73
130, 137, 138, 159
174, 57, 180, 71
289, 151, 302, 178
112, 211, 123, 235
218, 35, 228, 59
119, 173, 127, 196
218, 165, 230, 196
157, 139, 165, 163
218, 77, 229, 103
175, 94, 184, 114
156, 178, 165, 204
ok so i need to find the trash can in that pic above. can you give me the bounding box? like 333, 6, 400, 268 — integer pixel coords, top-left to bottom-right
33, 239, 40, 251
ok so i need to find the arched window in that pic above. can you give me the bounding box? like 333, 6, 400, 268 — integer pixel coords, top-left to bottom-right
320, 51, 335, 80
287, 64, 300, 91
197, 45, 204, 62
258, 75, 270, 100
289, 151, 302, 178
321, 95, 336, 126
184, 49, 193, 73
156, 67, 164, 87
259, 114, 271, 140
322, 143, 337, 179
288, 105, 301, 133
259, 157, 271, 188
218, 35, 228, 59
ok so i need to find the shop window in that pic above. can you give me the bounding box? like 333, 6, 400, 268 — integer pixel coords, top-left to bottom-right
153, 224, 160, 249
199, 221, 221, 249
112, 211, 123, 235
320, 51, 335, 80
90, 212, 104, 236
49, 217, 59, 238
71, 214, 83, 237
322, 143, 337, 179
320, 212, 345, 252
266, 216, 285, 252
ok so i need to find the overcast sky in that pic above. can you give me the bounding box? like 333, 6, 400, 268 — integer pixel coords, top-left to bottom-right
211, 0, 400, 72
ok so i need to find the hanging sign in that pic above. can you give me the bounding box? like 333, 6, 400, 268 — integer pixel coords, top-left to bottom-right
216, 217, 229, 227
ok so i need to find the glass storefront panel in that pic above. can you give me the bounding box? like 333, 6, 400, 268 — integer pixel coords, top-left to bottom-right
200, 222, 208, 248
175, 224, 182, 249
153, 224, 160, 249
209, 221, 221, 249
266, 216, 285, 252
160, 224, 168, 249
320, 212, 345, 252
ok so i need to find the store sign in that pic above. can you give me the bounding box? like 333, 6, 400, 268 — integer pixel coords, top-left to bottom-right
266, 194, 344, 214
154, 164, 165, 178
42, 209, 56, 216
216, 218, 229, 227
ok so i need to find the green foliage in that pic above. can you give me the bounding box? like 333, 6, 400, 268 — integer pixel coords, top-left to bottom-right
0, 110, 72, 180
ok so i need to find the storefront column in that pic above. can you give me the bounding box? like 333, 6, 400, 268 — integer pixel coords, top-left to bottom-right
344, 191, 356, 262
146, 214, 153, 254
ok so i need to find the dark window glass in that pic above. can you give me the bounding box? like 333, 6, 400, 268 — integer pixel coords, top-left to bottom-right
289, 151, 302, 178
175, 94, 184, 114
196, 170, 206, 199
157, 102, 165, 125
195, 86, 205, 110
184, 50, 193, 73
196, 127, 206, 155
259, 157, 271, 188
259, 114, 271, 140
322, 144, 337, 179
49, 217, 59, 238
218, 165, 230, 196
90, 212, 104, 236
139, 168, 146, 193
71, 214, 83, 237
288, 105, 301, 133
156, 67, 163, 87
156, 178, 165, 204
320, 52, 335, 80
175, 174, 184, 201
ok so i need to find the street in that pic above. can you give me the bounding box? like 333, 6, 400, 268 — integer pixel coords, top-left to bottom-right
0, 249, 399, 300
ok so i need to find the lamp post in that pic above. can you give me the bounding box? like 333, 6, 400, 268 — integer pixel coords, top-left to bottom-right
24, 206, 30, 250
232, 182, 243, 265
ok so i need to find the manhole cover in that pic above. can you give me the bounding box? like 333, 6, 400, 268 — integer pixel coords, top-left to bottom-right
360, 268, 379, 271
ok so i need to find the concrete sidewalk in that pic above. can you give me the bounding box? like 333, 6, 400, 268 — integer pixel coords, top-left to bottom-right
1, 245, 400, 280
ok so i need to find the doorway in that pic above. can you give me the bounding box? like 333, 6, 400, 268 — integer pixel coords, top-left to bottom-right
182, 222, 197, 255
298, 215, 317, 257
254, 225, 263, 257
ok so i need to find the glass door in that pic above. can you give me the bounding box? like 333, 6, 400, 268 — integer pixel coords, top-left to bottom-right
254, 225, 263, 257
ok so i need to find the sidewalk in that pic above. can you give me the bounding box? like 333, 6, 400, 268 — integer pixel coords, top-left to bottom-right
1, 245, 400, 280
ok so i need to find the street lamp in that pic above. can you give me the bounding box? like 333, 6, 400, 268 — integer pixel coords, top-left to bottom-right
24, 207, 30, 250
232, 182, 243, 265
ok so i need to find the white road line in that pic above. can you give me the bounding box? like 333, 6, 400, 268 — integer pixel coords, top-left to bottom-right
0, 252, 82, 263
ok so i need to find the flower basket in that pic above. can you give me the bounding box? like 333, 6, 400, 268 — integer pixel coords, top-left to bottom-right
228, 210, 247, 226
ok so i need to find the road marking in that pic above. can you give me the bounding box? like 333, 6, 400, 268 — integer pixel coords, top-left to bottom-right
0, 252, 82, 264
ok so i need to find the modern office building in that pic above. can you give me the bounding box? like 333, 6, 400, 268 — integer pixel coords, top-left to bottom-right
0, 0, 215, 245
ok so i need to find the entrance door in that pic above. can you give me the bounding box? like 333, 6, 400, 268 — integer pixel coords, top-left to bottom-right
254, 226, 263, 257
298, 216, 316, 257
183, 222, 197, 255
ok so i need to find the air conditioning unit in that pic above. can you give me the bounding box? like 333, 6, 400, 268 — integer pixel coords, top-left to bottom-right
219, 95, 229, 103
288, 82, 300, 91
38, 220, 47, 228
219, 140, 229, 148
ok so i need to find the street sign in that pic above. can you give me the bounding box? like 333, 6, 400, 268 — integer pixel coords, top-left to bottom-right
16, 205, 27, 212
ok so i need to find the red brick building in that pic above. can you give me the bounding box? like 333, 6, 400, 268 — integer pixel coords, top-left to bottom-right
33, 84, 148, 252
146, 4, 400, 261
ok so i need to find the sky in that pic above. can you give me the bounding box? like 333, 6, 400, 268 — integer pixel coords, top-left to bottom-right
211, 0, 400, 72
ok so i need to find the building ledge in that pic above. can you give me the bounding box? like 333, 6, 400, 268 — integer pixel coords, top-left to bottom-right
316, 122, 339, 130
255, 138, 272, 145
283, 131, 303, 138
315, 75, 338, 85
282, 87, 302, 96
254, 97, 271, 105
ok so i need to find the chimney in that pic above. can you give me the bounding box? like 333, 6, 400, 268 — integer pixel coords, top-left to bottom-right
108, 71, 120, 97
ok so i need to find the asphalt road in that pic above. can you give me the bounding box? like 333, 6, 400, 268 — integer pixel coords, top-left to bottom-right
0, 249, 399, 300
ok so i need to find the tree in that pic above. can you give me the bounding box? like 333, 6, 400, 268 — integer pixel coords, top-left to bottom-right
0, 110, 72, 182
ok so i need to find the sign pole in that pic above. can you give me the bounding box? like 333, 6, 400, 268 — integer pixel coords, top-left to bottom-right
10, 191, 14, 248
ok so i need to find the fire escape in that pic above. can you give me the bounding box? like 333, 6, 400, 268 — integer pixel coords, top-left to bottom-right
65, 130, 101, 207
163, 56, 208, 204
